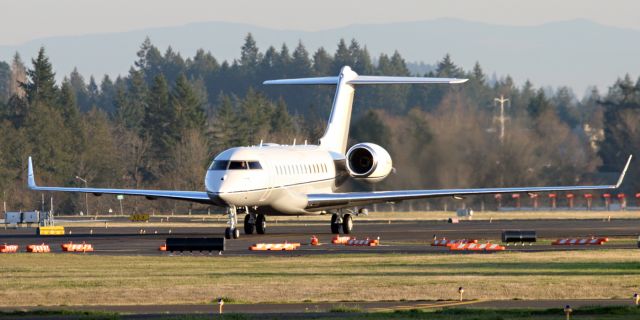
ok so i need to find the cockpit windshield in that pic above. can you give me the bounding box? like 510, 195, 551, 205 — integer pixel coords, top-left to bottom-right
209, 160, 229, 170
208, 160, 262, 170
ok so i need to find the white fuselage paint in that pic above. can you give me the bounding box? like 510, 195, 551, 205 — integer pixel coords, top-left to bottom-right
205, 145, 344, 215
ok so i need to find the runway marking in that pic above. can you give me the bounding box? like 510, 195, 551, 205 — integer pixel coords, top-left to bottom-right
367, 299, 482, 312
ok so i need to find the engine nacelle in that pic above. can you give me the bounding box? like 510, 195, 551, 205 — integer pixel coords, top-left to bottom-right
346, 143, 393, 183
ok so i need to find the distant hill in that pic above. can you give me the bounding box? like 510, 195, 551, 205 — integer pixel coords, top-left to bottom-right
1, 18, 639, 95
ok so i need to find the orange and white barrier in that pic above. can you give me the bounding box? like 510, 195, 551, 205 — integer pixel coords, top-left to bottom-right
331, 236, 352, 244
449, 242, 505, 251
249, 242, 300, 251
61, 242, 94, 252
552, 237, 608, 245
159, 244, 167, 251
27, 244, 51, 253
345, 238, 379, 246
431, 239, 478, 247
0, 244, 19, 253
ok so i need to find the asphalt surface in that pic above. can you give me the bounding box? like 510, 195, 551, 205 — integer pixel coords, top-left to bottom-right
2, 299, 637, 319
2, 216, 640, 255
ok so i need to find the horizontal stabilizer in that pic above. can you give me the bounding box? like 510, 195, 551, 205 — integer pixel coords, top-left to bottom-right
263, 77, 339, 85
348, 75, 467, 84
263, 75, 467, 85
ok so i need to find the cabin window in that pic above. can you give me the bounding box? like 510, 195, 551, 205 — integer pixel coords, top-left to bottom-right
209, 160, 229, 170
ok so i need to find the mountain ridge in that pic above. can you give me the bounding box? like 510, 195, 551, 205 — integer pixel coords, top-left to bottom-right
1, 18, 638, 95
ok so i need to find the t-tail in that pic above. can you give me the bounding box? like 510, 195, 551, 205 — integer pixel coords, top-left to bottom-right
263, 66, 468, 154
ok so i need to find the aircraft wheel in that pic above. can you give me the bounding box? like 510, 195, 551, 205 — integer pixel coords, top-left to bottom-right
244, 214, 255, 234
232, 228, 240, 239
256, 214, 267, 234
330, 214, 340, 234
342, 214, 353, 234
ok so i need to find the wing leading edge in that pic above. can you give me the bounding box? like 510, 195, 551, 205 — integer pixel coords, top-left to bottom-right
306, 155, 633, 211
27, 157, 213, 205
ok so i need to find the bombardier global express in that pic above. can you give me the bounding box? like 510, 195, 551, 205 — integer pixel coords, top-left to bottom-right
28, 66, 632, 239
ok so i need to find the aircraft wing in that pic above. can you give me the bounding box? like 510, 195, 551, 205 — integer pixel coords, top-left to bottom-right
306, 155, 632, 211
27, 157, 214, 205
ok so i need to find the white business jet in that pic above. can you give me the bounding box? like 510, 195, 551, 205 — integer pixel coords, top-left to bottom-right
28, 66, 631, 239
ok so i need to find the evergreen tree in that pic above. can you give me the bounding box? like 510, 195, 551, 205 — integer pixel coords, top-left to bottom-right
144, 74, 176, 158
69, 68, 90, 111
312, 47, 333, 75
291, 41, 311, 76
527, 89, 553, 120
59, 80, 86, 154
333, 39, 353, 70
116, 68, 147, 132
435, 54, 464, 78
135, 37, 163, 84
209, 93, 239, 152
240, 33, 261, 68
22, 47, 58, 105
98, 75, 117, 115
270, 98, 296, 139
351, 109, 390, 146
0, 61, 10, 102
171, 74, 205, 132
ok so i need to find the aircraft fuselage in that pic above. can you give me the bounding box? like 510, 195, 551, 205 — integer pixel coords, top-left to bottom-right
205, 144, 347, 215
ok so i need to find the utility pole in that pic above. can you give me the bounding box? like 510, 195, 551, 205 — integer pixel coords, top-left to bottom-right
493, 95, 510, 188
75, 176, 90, 216
493, 95, 510, 144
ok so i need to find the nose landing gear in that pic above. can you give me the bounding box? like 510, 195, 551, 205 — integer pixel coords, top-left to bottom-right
224, 205, 240, 239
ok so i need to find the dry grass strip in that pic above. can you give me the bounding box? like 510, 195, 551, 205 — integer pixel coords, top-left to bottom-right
1, 250, 639, 306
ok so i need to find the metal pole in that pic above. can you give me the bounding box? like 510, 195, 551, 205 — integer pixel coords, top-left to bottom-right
76, 176, 89, 216
493, 95, 510, 145
119, 198, 124, 216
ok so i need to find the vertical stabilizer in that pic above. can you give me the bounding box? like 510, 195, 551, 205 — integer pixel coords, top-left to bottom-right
262, 66, 468, 155
319, 66, 358, 154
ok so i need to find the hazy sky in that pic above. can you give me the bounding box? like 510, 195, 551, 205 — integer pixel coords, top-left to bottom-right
3, 0, 640, 45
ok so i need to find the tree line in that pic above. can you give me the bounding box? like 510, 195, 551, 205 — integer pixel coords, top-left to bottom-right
0, 33, 638, 213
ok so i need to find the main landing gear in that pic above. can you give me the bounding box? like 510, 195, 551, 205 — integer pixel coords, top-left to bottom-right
226, 206, 267, 239
243, 211, 266, 235
330, 210, 353, 234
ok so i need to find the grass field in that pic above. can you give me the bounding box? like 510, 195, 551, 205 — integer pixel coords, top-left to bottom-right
2, 250, 640, 307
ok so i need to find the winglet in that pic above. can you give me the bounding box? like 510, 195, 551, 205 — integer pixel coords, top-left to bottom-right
615, 154, 632, 188
27, 156, 37, 189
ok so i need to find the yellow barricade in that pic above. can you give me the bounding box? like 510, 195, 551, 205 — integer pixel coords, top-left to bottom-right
37, 226, 65, 236
129, 213, 150, 222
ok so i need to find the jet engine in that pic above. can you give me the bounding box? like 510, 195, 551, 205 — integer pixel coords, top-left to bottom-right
346, 143, 393, 183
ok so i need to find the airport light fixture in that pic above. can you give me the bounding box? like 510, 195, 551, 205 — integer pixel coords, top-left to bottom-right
75, 175, 90, 216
